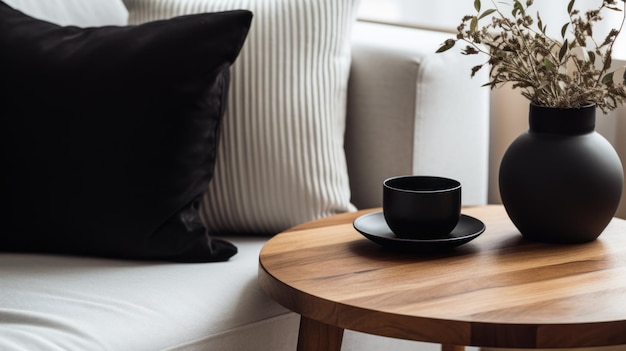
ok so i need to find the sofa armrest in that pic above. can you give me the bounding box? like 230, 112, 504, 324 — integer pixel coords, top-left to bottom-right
345, 21, 490, 209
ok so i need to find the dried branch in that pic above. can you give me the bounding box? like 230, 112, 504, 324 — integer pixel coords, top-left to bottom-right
437, 0, 626, 113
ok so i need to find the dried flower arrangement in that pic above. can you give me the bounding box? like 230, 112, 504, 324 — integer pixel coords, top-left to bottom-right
437, 0, 626, 112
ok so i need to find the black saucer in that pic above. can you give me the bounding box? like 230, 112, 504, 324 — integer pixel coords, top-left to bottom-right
353, 211, 485, 252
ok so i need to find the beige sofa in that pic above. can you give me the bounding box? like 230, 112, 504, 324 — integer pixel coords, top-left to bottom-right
0, 0, 489, 350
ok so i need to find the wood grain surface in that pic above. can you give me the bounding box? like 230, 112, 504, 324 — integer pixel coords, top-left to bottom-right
258, 205, 626, 349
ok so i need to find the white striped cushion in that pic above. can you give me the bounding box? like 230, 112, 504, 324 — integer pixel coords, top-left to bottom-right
124, 0, 359, 234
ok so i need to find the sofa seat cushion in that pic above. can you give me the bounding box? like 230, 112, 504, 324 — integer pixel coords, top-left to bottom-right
0, 238, 299, 350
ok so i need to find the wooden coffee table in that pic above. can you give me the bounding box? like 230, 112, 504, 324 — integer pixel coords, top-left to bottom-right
258, 205, 626, 351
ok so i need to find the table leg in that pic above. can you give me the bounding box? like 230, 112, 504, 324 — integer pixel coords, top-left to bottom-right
297, 316, 344, 351
441, 344, 465, 351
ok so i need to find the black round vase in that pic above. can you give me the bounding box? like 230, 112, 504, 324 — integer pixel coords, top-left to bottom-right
499, 104, 624, 244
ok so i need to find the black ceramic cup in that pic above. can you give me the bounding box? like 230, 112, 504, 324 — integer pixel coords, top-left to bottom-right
383, 175, 461, 239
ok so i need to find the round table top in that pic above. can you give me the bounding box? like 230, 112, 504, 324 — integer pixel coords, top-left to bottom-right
258, 205, 626, 348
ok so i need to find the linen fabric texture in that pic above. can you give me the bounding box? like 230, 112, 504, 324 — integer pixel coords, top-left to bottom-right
124, 0, 359, 235
0, 1, 252, 262
1, 0, 128, 26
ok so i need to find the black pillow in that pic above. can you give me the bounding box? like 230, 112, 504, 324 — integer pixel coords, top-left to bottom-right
0, 2, 252, 262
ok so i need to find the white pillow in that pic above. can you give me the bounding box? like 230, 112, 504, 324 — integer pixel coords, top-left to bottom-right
124, 0, 359, 234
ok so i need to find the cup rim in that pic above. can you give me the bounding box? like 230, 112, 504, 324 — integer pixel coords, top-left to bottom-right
383, 175, 461, 194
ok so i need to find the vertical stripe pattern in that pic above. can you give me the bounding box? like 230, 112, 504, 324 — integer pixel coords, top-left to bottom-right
125, 0, 359, 234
